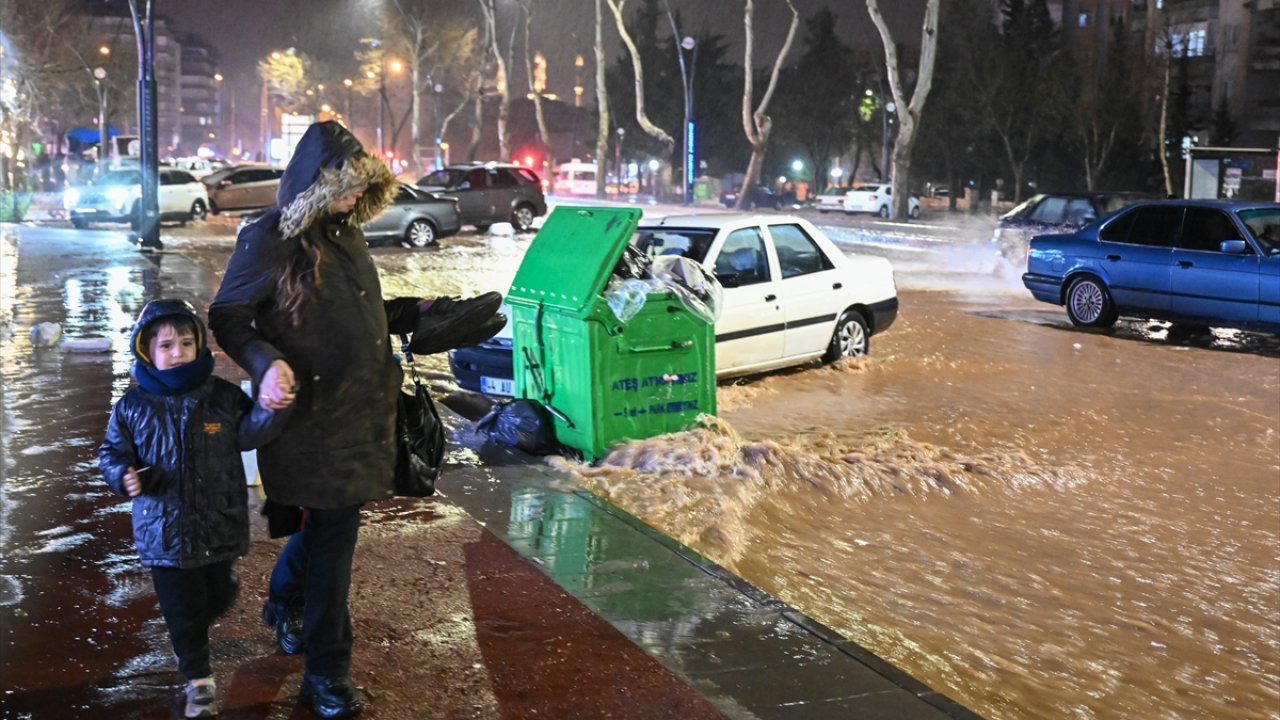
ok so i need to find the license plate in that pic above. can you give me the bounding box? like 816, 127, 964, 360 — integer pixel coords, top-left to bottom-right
480, 376, 514, 396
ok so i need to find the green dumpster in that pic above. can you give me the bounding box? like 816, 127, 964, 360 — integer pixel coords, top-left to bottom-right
508, 206, 716, 461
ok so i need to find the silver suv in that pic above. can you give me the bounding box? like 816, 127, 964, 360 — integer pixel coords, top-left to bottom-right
416, 162, 546, 232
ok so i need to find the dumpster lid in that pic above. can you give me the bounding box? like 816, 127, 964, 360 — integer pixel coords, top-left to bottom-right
508, 206, 643, 313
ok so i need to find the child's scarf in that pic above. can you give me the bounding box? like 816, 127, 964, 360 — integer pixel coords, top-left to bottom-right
133, 349, 214, 396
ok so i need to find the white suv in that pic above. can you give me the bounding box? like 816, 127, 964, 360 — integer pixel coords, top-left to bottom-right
65, 168, 209, 229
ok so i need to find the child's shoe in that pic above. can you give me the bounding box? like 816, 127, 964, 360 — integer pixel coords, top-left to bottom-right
184, 677, 218, 718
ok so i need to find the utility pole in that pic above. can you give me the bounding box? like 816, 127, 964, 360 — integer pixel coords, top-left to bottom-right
127, 0, 162, 251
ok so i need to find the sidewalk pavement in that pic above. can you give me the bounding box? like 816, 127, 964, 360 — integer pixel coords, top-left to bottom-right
0, 224, 980, 719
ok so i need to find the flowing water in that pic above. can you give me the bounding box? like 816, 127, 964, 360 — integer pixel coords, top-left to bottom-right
7, 217, 1278, 719
555, 289, 1280, 720
349, 222, 1280, 718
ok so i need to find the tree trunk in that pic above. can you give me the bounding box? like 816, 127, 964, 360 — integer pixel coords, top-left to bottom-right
866, 0, 941, 221
411, 59, 422, 177
735, 0, 799, 210
1158, 55, 1173, 198
467, 92, 483, 162
594, 0, 610, 198
604, 0, 675, 154
521, 2, 552, 174
479, 0, 511, 160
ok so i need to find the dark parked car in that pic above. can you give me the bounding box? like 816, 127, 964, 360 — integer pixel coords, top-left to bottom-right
1022, 199, 1280, 333
362, 183, 462, 247
994, 191, 1153, 264
416, 162, 546, 232
202, 165, 285, 214
720, 184, 781, 210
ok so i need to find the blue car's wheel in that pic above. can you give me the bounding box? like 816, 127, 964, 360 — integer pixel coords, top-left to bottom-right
1066, 275, 1118, 328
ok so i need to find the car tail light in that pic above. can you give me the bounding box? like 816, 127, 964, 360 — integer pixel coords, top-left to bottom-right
219, 179, 232, 187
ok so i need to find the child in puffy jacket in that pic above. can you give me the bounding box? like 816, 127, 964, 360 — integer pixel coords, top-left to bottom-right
99, 299, 290, 718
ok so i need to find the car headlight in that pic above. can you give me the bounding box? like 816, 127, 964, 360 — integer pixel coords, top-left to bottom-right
63, 188, 79, 208
107, 187, 130, 206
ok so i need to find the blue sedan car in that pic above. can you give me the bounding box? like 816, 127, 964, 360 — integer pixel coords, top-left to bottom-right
1022, 199, 1280, 333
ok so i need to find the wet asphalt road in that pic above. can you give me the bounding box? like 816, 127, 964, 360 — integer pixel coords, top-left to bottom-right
4, 206, 1277, 720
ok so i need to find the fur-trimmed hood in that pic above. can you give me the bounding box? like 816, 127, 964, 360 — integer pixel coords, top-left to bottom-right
275, 121, 397, 238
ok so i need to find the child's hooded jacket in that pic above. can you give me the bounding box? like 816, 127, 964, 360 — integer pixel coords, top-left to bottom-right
99, 299, 287, 568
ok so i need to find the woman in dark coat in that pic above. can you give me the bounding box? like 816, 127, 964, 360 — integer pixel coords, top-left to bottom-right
209, 121, 412, 719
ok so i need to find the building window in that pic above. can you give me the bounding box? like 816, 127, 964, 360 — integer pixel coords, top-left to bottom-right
1187, 28, 1206, 56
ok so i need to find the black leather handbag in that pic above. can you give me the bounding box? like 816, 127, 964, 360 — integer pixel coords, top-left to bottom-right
394, 335, 444, 497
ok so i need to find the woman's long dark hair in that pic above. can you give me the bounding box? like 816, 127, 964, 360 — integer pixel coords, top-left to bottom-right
276, 227, 324, 328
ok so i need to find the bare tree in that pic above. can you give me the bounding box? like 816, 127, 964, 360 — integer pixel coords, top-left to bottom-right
736, 0, 800, 211
0, 0, 95, 192
382, 0, 479, 175
865, 0, 941, 219
517, 0, 552, 169
603, 0, 675, 155
477, 0, 514, 160
594, 0, 610, 198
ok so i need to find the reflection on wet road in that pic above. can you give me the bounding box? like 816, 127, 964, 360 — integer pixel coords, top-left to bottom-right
4, 216, 1278, 720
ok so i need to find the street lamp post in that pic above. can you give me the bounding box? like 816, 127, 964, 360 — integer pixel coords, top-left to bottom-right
428, 76, 444, 170
880, 101, 895, 184
343, 78, 353, 126
377, 69, 384, 156
615, 127, 625, 193
677, 36, 696, 204
93, 67, 108, 175
126, 0, 161, 250
372, 58, 402, 157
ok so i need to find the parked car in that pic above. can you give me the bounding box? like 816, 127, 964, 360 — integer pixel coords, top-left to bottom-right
167, 156, 228, 179
812, 188, 848, 214
203, 165, 285, 214
720, 184, 781, 210
449, 213, 899, 395
1022, 199, 1280, 333
842, 184, 920, 219
416, 162, 546, 232
64, 168, 209, 229
994, 191, 1152, 265
362, 183, 462, 247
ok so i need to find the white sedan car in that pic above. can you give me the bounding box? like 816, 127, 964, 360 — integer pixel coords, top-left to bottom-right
812, 188, 848, 214
64, 168, 210, 229
844, 183, 921, 219
448, 213, 898, 392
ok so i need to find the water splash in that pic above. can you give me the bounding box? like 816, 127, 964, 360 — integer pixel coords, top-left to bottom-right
549, 416, 1091, 565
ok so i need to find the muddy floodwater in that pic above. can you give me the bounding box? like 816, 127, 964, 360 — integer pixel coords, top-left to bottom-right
50, 218, 1280, 719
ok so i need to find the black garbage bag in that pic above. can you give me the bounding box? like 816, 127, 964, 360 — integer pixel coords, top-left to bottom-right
476, 399, 561, 455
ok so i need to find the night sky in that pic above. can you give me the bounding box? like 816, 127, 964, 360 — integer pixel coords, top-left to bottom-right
165, 0, 927, 97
